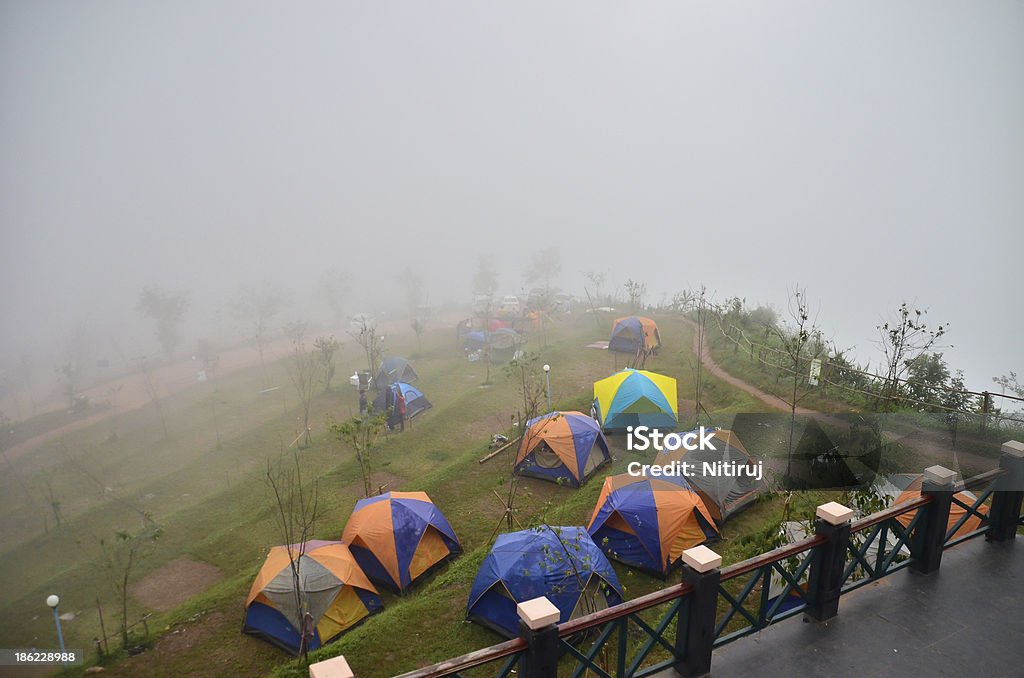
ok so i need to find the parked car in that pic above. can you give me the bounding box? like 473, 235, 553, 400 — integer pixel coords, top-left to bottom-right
497, 295, 521, 317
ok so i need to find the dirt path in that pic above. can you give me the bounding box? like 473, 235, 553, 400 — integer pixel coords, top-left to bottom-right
3, 337, 297, 462
684, 317, 812, 415
683, 317, 1000, 475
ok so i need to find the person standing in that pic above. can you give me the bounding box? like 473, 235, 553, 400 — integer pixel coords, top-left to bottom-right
395, 388, 407, 432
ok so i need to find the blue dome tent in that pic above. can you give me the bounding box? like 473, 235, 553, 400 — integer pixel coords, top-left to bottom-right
466, 526, 624, 638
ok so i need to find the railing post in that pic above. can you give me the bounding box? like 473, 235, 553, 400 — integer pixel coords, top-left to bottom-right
987, 441, 1024, 542
308, 654, 354, 678
517, 597, 560, 678
675, 545, 722, 678
805, 501, 853, 622
910, 465, 955, 575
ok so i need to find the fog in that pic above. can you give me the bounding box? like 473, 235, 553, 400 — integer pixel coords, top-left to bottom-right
2, 1, 1022, 404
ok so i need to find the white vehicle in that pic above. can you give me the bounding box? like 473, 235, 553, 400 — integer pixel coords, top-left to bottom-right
497, 295, 521, 317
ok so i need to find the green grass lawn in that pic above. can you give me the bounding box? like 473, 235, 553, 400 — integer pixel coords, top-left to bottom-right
0, 312, 841, 678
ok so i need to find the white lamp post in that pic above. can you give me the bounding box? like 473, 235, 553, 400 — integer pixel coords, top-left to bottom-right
46, 594, 66, 654
543, 364, 551, 410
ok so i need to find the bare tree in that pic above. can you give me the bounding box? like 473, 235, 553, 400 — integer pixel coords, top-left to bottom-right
318, 267, 351, 326
474, 299, 495, 385
283, 322, 323, 448
583, 270, 608, 307
347, 315, 383, 375
877, 302, 948, 409
492, 353, 551, 534
264, 451, 324, 664
411, 319, 426, 354
692, 285, 711, 426
624, 279, 646, 312
313, 336, 341, 392
136, 286, 189, 361
55, 323, 91, 409
331, 411, 388, 498
99, 516, 162, 648
473, 255, 498, 300
765, 287, 827, 478
523, 246, 561, 294
231, 281, 287, 384
400, 266, 425, 316
137, 356, 169, 441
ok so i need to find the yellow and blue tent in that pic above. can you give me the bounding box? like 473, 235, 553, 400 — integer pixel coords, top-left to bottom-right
341, 491, 461, 592
593, 369, 678, 431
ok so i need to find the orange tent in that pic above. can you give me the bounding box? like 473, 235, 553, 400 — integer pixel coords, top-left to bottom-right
514, 411, 611, 486
894, 476, 987, 540
342, 491, 461, 592
587, 474, 718, 576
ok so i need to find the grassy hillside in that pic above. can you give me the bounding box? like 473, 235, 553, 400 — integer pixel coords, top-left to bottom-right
0, 312, 835, 677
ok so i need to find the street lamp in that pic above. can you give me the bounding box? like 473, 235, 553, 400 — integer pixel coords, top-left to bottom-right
46, 594, 66, 654
543, 364, 551, 410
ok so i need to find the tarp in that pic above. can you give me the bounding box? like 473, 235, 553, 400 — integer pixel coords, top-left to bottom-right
466, 526, 623, 638
342, 491, 460, 592
243, 541, 382, 654
587, 474, 718, 576
514, 411, 611, 486
593, 369, 678, 431
609, 316, 661, 354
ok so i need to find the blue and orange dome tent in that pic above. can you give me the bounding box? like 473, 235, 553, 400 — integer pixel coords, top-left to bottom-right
466, 526, 624, 638
243, 540, 383, 654
513, 411, 611, 487
609, 316, 661, 354
588, 474, 718, 577
341, 491, 461, 593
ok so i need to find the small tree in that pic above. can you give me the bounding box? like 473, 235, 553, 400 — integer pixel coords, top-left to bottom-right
347, 315, 383, 375
313, 336, 341, 392
318, 268, 350, 326
100, 517, 162, 648
264, 451, 324, 664
691, 285, 711, 426
491, 354, 551, 534
137, 356, 169, 441
283, 322, 323, 448
331, 411, 388, 498
411, 319, 426, 354
624, 279, 646, 311
400, 266, 425, 316
876, 302, 948, 409
136, 286, 189, 361
231, 281, 287, 384
765, 287, 827, 479
473, 255, 498, 300
474, 299, 495, 385
523, 247, 561, 296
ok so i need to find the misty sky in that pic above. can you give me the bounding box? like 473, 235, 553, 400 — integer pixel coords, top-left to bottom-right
1, 1, 1022, 388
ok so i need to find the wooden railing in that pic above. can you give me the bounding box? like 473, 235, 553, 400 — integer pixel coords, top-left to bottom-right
397, 447, 1024, 678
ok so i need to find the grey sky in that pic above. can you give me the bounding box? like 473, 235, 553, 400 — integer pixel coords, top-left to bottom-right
1, 1, 1021, 388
